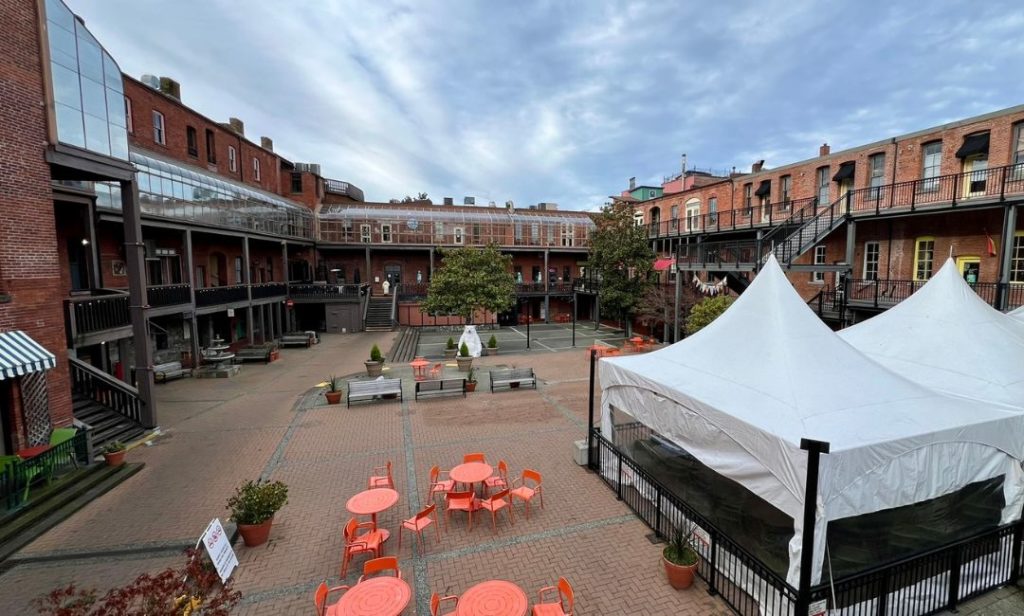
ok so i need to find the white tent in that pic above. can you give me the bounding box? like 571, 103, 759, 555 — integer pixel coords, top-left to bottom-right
839, 259, 1024, 409
599, 256, 1024, 588
1011, 305, 1024, 323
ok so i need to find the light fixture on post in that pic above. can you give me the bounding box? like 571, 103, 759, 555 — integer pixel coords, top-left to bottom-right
81, 238, 90, 246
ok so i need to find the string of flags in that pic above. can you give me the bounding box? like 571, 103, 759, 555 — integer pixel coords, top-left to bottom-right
693, 274, 729, 296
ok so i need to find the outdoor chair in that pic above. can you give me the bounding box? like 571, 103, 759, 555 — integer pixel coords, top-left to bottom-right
398, 503, 440, 551
483, 460, 509, 495
358, 556, 401, 583
341, 518, 384, 577
429, 363, 443, 379
532, 577, 575, 616
368, 460, 394, 490
444, 491, 476, 531
510, 469, 544, 519
463, 452, 486, 464
477, 489, 515, 533
2, 453, 45, 504
313, 580, 349, 616
426, 465, 455, 503
49, 427, 79, 470
430, 591, 460, 615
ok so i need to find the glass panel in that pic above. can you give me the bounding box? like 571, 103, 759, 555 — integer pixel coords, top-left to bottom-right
79, 75, 106, 117
102, 53, 122, 92
108, 182, 121, 208
45, 0, 75, 31
94, 183, 112, 209
50, 62, 81, 109
84, 112, 111, 154
137, 172, 150, 193
75, 25, 103, 82
108, 124, 128, 159
106, 88, 126, 127
47, 21, 78, 69
54, 102, 85, 146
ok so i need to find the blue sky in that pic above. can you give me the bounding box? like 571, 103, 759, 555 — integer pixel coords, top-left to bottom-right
73, 0, 1024, 210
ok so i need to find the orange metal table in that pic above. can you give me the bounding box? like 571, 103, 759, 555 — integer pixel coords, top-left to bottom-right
455, 580, 528, 616
449, 462, 493, 485
410, 358, 430, 381
333, 576, 411, 616
16, 444, 52, 460
346, 488, 399, 540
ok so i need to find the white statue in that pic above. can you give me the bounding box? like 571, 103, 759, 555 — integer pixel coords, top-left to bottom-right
381, 279, 390, 295
458, 325, 483, 358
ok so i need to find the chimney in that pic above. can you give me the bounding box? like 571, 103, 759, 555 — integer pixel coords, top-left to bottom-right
443, 197, 453, 206
158, 76, 181, 100
227, 118, 245, 136
260, 136, 273, 151
752, 160, 765, 173
820, 143, 830, 157
463, 197, 475, 205
628, 176, 636, 190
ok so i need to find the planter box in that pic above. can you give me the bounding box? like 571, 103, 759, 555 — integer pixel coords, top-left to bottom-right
572, 439, 588, 466
485, 347, 498, 356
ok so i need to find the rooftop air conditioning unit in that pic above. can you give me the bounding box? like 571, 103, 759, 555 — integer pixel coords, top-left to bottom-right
141, 74, 160, 89
463, 197, 475, 205
443, 197, 454, 206
505, 200, 514, 210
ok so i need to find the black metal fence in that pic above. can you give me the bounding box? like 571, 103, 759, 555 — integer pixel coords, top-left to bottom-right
194, 284, 248, 307
146, 283, 191, 307
2, 429, 90, 509
251, 282, 287, 299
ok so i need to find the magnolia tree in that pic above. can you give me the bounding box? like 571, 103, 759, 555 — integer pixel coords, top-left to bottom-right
422, 245, 515, 323
685, 295, 734, 334
584, 200, 655, 333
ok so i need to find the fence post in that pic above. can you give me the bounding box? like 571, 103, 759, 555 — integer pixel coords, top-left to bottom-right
707, 529, 718, 596
1011, 516, 1024, 583
1000, 165, 1007, 201
654, 484, 663, 538
952, 173, 959, 207
616, 452, 623, 500
947, 547, 962, 610
876, 568, 889, 616
796, 438, 831, 616
587, 349, 596, 469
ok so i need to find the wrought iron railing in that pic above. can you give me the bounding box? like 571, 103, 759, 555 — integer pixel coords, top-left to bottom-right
647, 197, 819, 239
769, 194, 847, 264
65, 292, 130, 340
251, 282, 287, 299
70, 358, 144, 425
572, 277, 601, 293
2, 429, 90, 509
288, 283, 364, 300
146, 283, 191, 307
678, 239, 760, 267
194, 284, 249, 307
397, 283, 429, 299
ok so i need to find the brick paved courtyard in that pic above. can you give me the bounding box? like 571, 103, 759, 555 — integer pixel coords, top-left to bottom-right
1, 331, 1021, 615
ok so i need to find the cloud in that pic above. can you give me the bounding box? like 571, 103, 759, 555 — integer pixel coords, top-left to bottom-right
70, 0, 1024, 210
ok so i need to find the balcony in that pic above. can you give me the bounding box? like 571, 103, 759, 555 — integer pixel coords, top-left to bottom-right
678, 239, 761, 270
647, 197, 818, 239
324, 179, 365, 202
146, 283, 191, 307
65, 291, 131, 346
845, 279, 1023, 312
287, 283, 364, 302
194, 284, 249, 307
251, 282, 287, 300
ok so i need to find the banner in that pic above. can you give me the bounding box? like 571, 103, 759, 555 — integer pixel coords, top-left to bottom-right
692, 274, 728, 296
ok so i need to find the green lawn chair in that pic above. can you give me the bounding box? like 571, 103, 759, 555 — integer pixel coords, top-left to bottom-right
49, 427, 79, 471
0, 454, 42, 506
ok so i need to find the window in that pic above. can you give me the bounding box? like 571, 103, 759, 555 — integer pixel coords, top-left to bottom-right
532, 266, 541, 283
228, 146, 237, 172
780, 175, 791, 208
869, 153, 886, 200
434, 221, 445, 243
1009, 233, 1024, 283
530, 223, 540, 245
563, 266, 570, 283
234, 256, 244, 284
291, 172, 303, 193
863, 241, 880, 281
195, 265, 206, 288
743, 183, 753, 215
473, 224, 481, 243
670, 204, 679, 220
186, 126, 198, 156
124, 97, 133, 133
708, 197, 718, 224
514, 223, 523, 243
381, 224, 392, 243
454, 227, 464, 244
812, 245, 826, 282
560, 224, 575, 247
360, 224, 371, 243
816, 167, 829, 205
253, 157, 261, 181
913, 236, 936, 281
685, 199, 700, 231
152, 110, 165, 145
514, 265, 523, 283
921, 142, 942, 192
205, 129, 216, 163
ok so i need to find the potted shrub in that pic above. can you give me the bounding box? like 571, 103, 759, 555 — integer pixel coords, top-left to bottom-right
485, 334, 498, 356
102, 441, 127, 467
324, 376, 342, 405
662, 526, 699, 590
365, 344, 384, 377
465, 367, 477, 393
456, 342, 473, 372
227, 479, 289, 547
444, 337, 458, 360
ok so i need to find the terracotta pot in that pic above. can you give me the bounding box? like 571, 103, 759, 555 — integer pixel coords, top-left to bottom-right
663, 555, 698, 590
456, 357, 473, 372
444, 348, 457, 360
466, 382, 477, 392
365, 360, 384, 377
485, 347, 498, 356
325, 391, 342, 405
103, 450, 126, 467
238, 517, 274, 547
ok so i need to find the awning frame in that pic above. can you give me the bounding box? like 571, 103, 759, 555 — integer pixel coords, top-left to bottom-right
832, 162, 855, 182
0, 330, 57, 380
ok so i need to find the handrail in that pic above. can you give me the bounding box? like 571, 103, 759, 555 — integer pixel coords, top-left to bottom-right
362, 286, 372, 322
69, 357, 144, 425
390, 283, 399, 327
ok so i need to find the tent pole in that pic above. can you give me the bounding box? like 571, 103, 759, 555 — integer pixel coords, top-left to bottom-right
797, 438, 830, 615
587, 349, 597, 469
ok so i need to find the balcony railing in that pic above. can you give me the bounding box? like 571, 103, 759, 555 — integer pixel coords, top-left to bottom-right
251, 282, 287, 299
840, 278, 1023, 312
324, 179, 365, 202
65, 292, 131, 340
146, 283, 191, 307
194, 284, 249, 307
678, 239, 761, 268
647, 197, 819, 239
397, 283, 429, 299
287, 283, 365, 300
573, 277, 601, 293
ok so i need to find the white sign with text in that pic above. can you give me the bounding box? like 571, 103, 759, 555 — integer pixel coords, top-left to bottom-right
200, 518, 238, 583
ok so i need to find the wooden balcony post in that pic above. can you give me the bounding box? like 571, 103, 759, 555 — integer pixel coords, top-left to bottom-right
243, 236, 254, 342
120, 179, 157, 428
996, 205, 1019, 311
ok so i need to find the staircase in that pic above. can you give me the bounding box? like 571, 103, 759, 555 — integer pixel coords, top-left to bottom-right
69, 358, 148, 453
766, 195, 849, 264
364, 296, 395, 331
72, 394, 146, 450
388, 327, 421, 363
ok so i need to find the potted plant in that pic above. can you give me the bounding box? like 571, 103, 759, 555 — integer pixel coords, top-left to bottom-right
456, 342, 473, 372
465, 367, 477, 393
485, 334, 498, 356
662, 526, 700, 590
227, 479, 289, 547
324, 376, 342, 405
444, 337, 458, 360
365, 344, 384, 377
102, 441, 127, 467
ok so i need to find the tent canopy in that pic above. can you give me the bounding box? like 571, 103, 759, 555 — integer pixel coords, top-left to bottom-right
599, 256, 1024, 585
839, 259, 1024, 409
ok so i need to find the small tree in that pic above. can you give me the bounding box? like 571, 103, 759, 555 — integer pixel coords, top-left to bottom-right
685, 295, 733, 335
423, 245, 515, 323
585, 201, 655, 332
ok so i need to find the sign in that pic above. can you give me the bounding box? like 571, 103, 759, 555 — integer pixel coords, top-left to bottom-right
808, 599, 828, 616
226, 308, 235, 317
285, 299, 294, 308
200, 518, 238, 583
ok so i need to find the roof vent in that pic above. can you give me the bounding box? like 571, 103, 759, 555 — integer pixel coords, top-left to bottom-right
141, 74, 160, 90
158, 76, 181, 100
463, 197, 475, 205
228, 118, 245, 136
443, 197, 453, 206
260, 136, 273, 151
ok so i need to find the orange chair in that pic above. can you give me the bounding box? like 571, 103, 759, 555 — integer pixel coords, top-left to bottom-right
510, 469, 544, 519
369, 460, 394, 489
429, 363, 443, 379
483, 460, 509, 495
399, 503, 440, 550
444, 491, 476, 531
463, 452, 486, 464
430, 591, 459, 616
477, 489, 514, 533
426, 465, 455, 503
341, 518, 384, 577
358, 556, 401, 583
313, 580, 350, 616
532, 577, 574, 615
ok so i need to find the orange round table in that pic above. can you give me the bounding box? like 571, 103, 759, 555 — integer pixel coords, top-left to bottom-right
410, 358, 430, 381
333, 576, 411, 616
449, 462, 493, 485
346, 488, 399, 540
455, 580, 528, 616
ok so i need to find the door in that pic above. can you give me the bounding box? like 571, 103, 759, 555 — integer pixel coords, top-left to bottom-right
963, 155, 988, 198
956, 256, 981, 285
0, 380, 13, 455
66, 237, 90, 291
384, 265, 401, 286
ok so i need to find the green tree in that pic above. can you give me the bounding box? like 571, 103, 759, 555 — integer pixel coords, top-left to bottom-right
685, 295, 734, 334
585, 201, 655, 330
422, 245, 515, 323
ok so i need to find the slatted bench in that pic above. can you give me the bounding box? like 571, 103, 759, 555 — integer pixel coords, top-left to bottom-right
415, 378, 466, 400
347, 378, 403, 407
490, 367, 537, 392
280, 333, 313, 348
233, 345, 275, 364
154, 361, 191, 383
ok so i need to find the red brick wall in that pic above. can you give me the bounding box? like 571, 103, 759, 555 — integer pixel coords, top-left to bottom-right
0, 0, 73, 445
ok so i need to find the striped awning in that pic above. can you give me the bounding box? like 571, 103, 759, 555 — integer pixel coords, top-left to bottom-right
0, 331, 57, 380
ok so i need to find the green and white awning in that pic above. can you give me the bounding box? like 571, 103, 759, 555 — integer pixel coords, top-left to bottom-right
0, 331, 57, 380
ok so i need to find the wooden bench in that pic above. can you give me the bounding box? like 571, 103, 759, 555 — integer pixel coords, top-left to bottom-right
154, 361, 191, 383
415, 378, 466, 400
347, 378, 403, 407
490, 367, 537, 392
233, 345, 275, 364
280, 333, 313, 348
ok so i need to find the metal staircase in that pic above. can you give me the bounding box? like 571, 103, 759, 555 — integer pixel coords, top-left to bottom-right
765, 194, 849, 264
364, 296, 395, 331
69, 358, 147, 452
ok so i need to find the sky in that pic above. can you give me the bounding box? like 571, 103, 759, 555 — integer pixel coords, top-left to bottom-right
71, 0, 1024, 211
